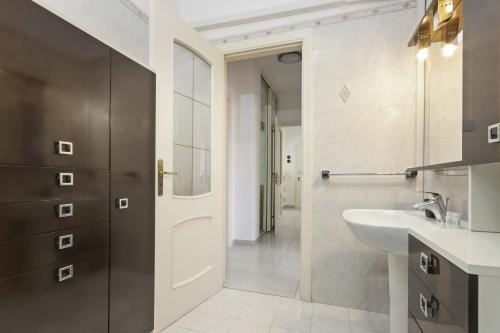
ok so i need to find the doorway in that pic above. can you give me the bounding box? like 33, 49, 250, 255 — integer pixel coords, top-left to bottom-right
225, 48, 303, 298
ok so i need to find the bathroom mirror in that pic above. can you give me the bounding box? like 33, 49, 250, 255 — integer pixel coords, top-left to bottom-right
423, 23, 463, 166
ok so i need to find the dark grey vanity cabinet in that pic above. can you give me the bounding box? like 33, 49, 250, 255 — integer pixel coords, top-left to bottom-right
109, 51, 155, 333
0, 1, 155, 332
408, 235, 478, 333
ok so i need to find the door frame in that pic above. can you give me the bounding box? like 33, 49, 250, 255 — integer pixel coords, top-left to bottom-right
221, 29, 313, 302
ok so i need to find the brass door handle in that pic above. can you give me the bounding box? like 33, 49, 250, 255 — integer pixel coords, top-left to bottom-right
159, 170, 178, 176
158, 159, 177, 196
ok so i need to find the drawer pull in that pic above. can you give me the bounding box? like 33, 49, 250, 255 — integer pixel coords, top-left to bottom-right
57, 173, 74, 186
419, 293, 438, 318
116, 198, 128, 210
57, 265, 74, 282
55, 141, 74, 155
57, 234, 74, 250
420, 252, 439, 274
56, 203, 74, 218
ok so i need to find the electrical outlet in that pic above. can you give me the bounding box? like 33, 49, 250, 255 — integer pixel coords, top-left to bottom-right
488, 123, 500, 143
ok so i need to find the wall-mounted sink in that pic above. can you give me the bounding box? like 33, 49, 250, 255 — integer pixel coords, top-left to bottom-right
343, 209, 437, 333
342, 209, 431, 256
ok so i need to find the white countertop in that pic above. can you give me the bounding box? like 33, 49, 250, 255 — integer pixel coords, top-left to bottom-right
409, 226, 500, 277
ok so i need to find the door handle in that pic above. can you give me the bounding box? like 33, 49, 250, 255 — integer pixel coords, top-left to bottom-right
158, 159, 177, 196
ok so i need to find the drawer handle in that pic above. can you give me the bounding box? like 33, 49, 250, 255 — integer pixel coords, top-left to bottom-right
57, 264, 74, 282
56, 203, 74, 218
419, 293, 438, 318
420, 252, 439, 275
57, 173, 74, 186
55, 141, 73, 156
57, 234, 74, 250
116, 198, 128, 210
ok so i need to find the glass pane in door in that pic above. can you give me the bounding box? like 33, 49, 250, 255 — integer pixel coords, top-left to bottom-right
173, 43, 212, 196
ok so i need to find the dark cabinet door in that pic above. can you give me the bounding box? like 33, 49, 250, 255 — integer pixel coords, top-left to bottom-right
0, 0, 110, 169
109, 50, 155, 333
0, 250, 109, 333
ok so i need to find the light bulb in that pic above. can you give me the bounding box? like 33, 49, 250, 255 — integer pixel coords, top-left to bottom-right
442, 43, 458, 57
416, 48, 429, 61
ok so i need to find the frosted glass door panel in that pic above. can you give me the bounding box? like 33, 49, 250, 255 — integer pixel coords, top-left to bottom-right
174, 44, 194, 97
174, 145, 193, 196
173, 42, 212, 196
194, 56, 211, 106
193, 102, 211, 150
193, 149, 211, 196
174, 93, 193, 147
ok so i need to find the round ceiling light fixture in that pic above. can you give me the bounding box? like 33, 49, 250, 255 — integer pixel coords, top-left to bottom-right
278, 51, 302, 64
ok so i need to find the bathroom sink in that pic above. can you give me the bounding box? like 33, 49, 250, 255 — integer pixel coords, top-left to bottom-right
342, 209, 431, 256
342, 209, 436, 333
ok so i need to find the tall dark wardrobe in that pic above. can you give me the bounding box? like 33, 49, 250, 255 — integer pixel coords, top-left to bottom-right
0, 1, 155, 332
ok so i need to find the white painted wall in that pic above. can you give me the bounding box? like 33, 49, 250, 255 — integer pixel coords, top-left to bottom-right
278, 90, 302, 126
282, 126, 302, 207
227, 59, 262, 244
34, 0, 150, 64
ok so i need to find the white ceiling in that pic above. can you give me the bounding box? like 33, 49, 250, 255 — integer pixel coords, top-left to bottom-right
255, 53, 302, 94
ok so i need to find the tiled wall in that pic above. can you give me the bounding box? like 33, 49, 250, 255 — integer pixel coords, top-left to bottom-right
422, 168, 469, 222
311, 8, 418, 313
36, 0, 149, 64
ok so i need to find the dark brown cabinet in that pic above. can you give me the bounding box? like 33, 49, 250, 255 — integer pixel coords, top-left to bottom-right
0, 0, 155, 332
408, 236, 478, 333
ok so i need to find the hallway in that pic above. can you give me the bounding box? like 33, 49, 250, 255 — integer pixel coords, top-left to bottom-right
225, 208, 301, 298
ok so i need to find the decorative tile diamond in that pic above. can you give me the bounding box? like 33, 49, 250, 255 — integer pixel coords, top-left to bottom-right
339, 85, 351, 103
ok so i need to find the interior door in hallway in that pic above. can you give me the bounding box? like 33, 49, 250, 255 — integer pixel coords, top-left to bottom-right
295, 143, 302, 208
151, 1, 225, 331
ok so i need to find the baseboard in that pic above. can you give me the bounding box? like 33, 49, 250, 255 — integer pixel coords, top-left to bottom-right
233, 238, 259, 246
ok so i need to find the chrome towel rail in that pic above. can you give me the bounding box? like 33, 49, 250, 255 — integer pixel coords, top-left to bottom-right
321, 170, 418, 180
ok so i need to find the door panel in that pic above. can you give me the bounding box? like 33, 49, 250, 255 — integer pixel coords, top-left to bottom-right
109, 51, 155, 333
151, 2, 226, 330
0, 0, 110, 170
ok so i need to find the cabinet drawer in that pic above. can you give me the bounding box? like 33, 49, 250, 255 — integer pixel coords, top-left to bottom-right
0, 250, 109, 333
0, 222, 108, 280
0, 166, 109, 203
409, 235, 477, 330
0, 197, 109, 242
409, 270, 467, 333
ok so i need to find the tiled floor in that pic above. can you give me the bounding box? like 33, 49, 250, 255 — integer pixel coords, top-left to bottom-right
161, 288, 389, 333
224, 208, 301, 298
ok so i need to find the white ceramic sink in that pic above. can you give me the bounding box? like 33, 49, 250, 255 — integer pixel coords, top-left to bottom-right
342, 209, 431, 256
342, 209, 435, 333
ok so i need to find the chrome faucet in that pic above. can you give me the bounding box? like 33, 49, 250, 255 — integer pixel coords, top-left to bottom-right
413, 192, 449, 222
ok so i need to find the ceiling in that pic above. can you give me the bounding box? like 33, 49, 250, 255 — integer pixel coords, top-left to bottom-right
255, 53, 302, 94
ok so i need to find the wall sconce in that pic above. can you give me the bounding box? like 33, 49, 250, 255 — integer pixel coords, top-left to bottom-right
416, 19, 431, 61
437, 0, 454, 25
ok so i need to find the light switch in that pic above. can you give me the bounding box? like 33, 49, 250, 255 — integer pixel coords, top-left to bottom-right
488, 123, 500, 143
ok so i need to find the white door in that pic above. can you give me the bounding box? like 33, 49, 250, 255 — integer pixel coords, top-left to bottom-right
151, 2, 226, 331
295, 143, 302, 208
272, 124, 283, 227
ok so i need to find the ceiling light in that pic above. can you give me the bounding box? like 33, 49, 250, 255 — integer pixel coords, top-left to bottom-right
416, 35, 431, 61
278, 51, 302, 64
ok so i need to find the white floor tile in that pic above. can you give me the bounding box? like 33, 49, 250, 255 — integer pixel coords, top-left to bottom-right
161, 326, 197, 333
229, 319, 270, 333
270, 327, 302, 333
273, 309, 312, 333
348, 309, 389, 332
311, 316, 350, 333
248, 293, 284, 309
239, 304, 277, 325
312, 303, 349, 320
191, 313, 236, 333
279, 298, 314, 314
